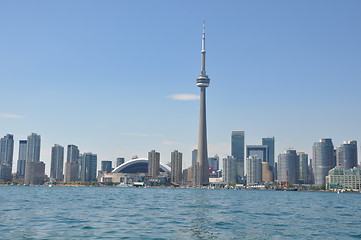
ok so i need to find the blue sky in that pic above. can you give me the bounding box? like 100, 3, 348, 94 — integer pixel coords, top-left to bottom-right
1, 1, 360, 173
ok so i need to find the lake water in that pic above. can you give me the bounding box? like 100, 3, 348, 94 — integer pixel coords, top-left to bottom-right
0, 186, 360, 239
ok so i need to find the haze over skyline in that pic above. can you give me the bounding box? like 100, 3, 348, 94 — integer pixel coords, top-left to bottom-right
1, 1, 360, 174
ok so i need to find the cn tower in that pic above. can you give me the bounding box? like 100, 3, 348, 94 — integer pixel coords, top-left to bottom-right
193, 24, 210, 186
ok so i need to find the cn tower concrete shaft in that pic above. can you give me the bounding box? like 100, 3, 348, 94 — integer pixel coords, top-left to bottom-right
195, 87, 209, 185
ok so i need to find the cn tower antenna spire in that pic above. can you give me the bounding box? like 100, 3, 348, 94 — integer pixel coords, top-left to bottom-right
201, 21, 206, 76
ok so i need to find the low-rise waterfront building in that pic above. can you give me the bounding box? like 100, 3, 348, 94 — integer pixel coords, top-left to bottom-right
98, 158, 170, 184
326, 167, 361, 190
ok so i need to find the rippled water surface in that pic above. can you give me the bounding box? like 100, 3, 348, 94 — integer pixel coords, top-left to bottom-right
1, 186, 361, 239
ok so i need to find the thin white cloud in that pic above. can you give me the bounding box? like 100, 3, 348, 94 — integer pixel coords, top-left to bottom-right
168, 94, 199, 101
0, 113, 25, 119
120, 132, 162, 137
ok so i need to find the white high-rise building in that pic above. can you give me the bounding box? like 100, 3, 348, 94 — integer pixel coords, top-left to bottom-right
278, 150, 298, 184
246, 156, 262, 186
312, 139, 334, 186
223, 156, 237, 184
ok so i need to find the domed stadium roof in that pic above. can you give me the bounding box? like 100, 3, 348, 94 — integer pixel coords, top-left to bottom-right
111, 158, 171, 174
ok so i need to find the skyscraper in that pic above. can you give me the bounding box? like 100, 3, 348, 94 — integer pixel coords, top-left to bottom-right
278, 149, 298, 185
64, 161, 79, 182
262, 137, 275, 169
246, 145, 268, 163
192, 149, 198, 167
24, 133, 42, 183
194, 24, 210, 186
0, 134, 14, 166
0, 134, 14, 181
208, 154, 219, 172
24, 162, 45, 185
336, 140, 358, 169
67, 144, 79, 163
101, 161, 112, 173
231, 131, 245, 181
50, 144, 64, 181
246, 156, 262, 186
297, 152, 309, 184
191, 149, 197, 182
16, 140, 27, 178
171, 150, 182, 184
116, 157, 125, 167
64, 144, 80, 182
312, 138, 334, 186
148, 150, 160, 180
223, 156, 237, 184
79, 153, 97, 182
26, 133, 41, 163
261, 162, 273, 183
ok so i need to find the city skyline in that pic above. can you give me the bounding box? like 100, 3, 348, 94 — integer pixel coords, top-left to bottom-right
1, 1, 361, 173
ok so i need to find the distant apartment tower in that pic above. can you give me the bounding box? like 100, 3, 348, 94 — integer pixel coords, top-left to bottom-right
312, 138, 334, 186
67, 144, 79, 163
101, 161, 112, 173
192, 149, 198, 166
148, 150, 160, 180
0, 134, 14, 166
261, 162, 273, 183
191, 149, 198, 182
246, 145, 268, 163
50, 144, 64, 181
16, 140, 27, 178
64, 162, 79, 182
336, 141, 358, 169
24, 133, 43, 184
26, 133, 41, 163
262, 137, 275, 169
0, 134, 14, 181
231, 131, 245, 182
246, 156, 262, 185
297, 152, 309, 184
223, 156, 237, 184
64, 144, 79, 182
79, 153, 97, 182
171, 150, 182, 184
208, 154, 219, 172
278, 150, 298, 185
116, 157, 125, 167
274, 162, 278, 181
24, 162, 45, 185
